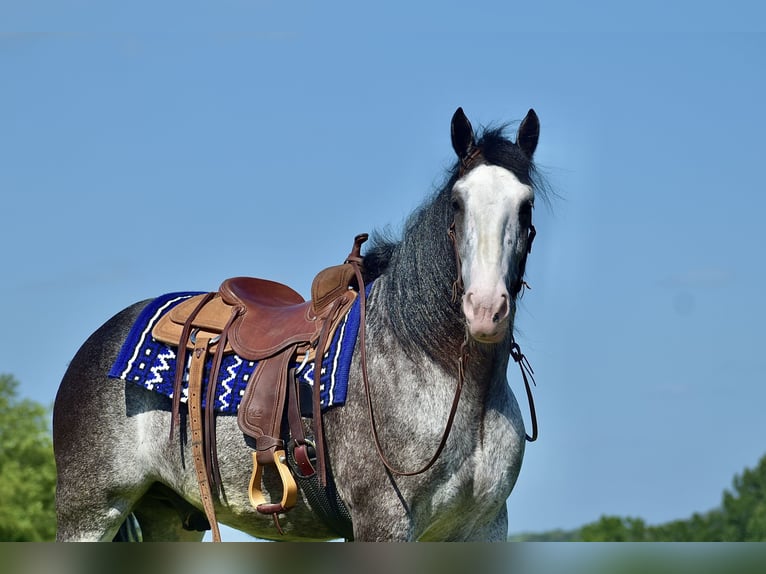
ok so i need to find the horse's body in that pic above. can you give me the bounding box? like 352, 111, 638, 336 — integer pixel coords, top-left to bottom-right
53, 108, 545, 541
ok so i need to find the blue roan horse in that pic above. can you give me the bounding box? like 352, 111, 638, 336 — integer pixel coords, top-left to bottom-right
53, 107, 546, 541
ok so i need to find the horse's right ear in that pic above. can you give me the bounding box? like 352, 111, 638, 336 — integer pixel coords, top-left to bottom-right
451, 107, 476, 160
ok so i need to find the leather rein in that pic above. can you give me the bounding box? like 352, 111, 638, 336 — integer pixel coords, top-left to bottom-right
348, 203, 539, 480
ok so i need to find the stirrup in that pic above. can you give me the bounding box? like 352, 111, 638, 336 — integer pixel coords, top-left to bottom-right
247, 450, 299, 516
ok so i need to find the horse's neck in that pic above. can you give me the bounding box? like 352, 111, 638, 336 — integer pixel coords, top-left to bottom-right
375, 242, 465, 369
466, 340, 510, 403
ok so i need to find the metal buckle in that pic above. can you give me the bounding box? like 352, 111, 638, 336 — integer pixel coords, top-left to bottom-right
189, 327, 221, 346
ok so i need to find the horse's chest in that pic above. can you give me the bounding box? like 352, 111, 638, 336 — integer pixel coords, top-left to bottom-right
475, 424, 523, 501
421, 396, 524, 539
470, 406, 524, 504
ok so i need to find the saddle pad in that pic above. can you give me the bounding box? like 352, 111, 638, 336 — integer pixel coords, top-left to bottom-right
108, 288, 367, 415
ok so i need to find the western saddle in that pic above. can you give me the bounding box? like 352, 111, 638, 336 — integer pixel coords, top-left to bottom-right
151, 234, 368, 541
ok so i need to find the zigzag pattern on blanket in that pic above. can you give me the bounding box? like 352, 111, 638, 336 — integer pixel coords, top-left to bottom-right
108, 289, 362, 415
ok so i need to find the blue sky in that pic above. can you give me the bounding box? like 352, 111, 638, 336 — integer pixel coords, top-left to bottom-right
2, 2, 765, 540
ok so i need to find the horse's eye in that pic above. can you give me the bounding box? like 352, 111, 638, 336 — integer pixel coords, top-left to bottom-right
519, 202, 533, 226
451, 198, 462, 213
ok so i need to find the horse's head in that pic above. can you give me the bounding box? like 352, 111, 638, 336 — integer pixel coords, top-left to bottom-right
449, 107, 539, 344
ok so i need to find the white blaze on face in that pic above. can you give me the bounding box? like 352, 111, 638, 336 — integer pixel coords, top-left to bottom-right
452, 164, 534, 343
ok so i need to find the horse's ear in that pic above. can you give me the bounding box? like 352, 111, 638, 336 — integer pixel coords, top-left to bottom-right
451, 107, 476, 160
517, 108, 540, 158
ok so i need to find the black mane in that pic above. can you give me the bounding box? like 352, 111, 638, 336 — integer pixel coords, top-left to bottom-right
362, 123, 546, 368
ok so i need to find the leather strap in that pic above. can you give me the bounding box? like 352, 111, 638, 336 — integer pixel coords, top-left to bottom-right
312, 297, 344, 487
511, 340, 538, 442
204, 306, 242, 491
286, 369, 316, 478
458, 146, 484, 177
448, 222, 464, 304
188, 335, 221, 542
170, 292, 215, 440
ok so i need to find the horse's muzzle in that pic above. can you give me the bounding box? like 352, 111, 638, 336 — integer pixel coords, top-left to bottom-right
462, 286, 511, 343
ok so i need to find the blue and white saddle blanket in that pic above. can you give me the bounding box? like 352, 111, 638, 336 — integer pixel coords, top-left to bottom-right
108, 287, 367, 415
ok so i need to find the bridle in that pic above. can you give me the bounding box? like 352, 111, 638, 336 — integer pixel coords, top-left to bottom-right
349, 167, 539, 480
454, 149, 538, 442
448, 208, 539, 444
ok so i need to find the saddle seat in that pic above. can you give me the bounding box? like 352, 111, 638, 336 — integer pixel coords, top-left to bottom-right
153, 264, 358, 362
219, 277, 325, 360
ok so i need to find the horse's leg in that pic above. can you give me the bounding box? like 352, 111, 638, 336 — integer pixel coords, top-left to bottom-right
347, 487, 412, 542
113, 514, 143, 541
324, 407, 413, 541
54, 385, 153, 540
55, 452, 147, 542
54, 381, 151, 540
462, 504, 509, 542
126, 486, 207, 542
54, 303, 159, 541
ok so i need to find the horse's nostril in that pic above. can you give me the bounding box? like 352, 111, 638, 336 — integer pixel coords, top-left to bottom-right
496, 294, 509, 322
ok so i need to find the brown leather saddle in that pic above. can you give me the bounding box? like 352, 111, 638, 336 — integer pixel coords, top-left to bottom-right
152, 234, 367, 541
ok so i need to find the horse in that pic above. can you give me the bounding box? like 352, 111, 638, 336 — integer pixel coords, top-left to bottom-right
53, 107, 546, 541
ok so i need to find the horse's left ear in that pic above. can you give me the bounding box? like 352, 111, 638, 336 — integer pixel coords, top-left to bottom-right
517, 109, 540, 158
451, 107, 476, 160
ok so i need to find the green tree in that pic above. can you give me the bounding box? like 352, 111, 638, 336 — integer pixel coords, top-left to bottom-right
721, 454, 766, 541
513, 454, 766, 542
0, 374, 56, 541
646, 509, 725, 541
579, 515, 648, 541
